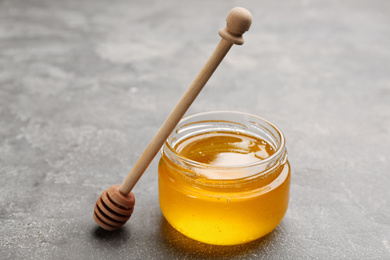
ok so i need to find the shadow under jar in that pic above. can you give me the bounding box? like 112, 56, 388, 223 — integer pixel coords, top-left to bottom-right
158, 111, 290, 245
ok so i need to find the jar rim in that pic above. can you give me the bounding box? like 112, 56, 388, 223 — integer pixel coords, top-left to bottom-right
163, 111, 286, 175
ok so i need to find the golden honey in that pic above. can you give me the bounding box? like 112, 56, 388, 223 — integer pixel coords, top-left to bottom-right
158, 111, 290, 245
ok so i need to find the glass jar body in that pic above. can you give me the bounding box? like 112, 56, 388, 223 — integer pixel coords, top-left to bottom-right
158, 111, 290, 245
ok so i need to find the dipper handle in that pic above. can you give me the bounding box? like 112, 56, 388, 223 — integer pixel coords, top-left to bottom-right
118, 7, 252, 195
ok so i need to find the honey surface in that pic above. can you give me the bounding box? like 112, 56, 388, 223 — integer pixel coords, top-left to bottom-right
159, 131, 290, 245
176, 131, 275, 166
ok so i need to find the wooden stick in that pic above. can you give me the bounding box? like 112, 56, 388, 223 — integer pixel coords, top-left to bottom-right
119, 7, 252, 195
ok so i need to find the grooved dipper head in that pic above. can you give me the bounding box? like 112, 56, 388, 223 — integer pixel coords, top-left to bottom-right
93, 185, 135, 231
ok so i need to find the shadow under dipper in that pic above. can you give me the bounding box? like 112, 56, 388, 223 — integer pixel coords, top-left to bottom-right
92, 225, 132, 242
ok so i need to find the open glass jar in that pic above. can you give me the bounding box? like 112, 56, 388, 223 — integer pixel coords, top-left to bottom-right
158, 111, 290, 245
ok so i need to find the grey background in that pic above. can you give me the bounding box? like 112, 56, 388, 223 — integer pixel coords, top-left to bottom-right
1, 0, 389, 259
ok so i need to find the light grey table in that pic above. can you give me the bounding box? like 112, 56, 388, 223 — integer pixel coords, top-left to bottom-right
1, 0, 389, 259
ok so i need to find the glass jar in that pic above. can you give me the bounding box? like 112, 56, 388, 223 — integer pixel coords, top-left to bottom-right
158, 111, 290, 245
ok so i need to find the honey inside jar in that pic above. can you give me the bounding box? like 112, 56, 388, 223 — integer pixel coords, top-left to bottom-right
158, 112, 290, 245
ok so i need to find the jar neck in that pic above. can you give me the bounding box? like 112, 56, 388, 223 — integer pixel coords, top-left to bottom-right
161, 111, 288, 189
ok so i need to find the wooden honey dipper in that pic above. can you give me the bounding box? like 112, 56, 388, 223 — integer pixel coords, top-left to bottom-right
93, 7, 252, 231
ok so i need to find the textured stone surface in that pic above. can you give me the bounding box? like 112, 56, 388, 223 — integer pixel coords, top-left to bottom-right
1, 0, 390, 259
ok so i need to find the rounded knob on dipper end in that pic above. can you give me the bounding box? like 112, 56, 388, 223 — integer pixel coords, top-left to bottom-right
219, 7, 252, 45
93, 185, 135, 231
